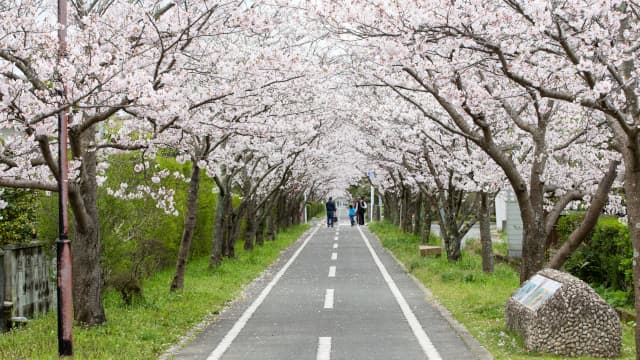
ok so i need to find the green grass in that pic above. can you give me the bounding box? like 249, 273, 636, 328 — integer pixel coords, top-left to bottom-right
368, 221, 636, 360
0, 224, 309, 359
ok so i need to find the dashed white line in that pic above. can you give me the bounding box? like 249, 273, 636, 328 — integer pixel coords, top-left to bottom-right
334, 236, 338, 241
317, 337, 332, 360
324, 289, 334, 309
333, 244, 338, 249
357, 226, 443, 360
328, 266, 336, 278
206, 226, 321, 360
331, 252, 337, 261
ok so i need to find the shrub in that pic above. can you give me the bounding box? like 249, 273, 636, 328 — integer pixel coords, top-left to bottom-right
555, 211, 589, 245
307, 201, 324, 218
562, 214, 632, 303
34, 153, 218, 303
0, 188, 38, 245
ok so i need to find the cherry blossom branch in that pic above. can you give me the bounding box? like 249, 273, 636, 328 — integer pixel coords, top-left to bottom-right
35, 134, 60, 179
0, 50, 47, 91
548, 159, 620, 268
0, 178, 58, 192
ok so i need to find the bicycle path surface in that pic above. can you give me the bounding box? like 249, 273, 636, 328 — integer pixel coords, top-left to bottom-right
169, 211, 489, 360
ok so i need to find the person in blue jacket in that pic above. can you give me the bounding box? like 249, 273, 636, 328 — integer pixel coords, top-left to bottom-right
348, 205, 356, 226
326, 197, 337, 227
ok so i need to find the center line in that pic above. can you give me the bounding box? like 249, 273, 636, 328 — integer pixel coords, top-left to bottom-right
333, 244, 338, 249
331, 252, 337, 260
334, 236, 338, 241
328, 266, 336, 277
317, 337, 331, 360
324, 289, 334, 309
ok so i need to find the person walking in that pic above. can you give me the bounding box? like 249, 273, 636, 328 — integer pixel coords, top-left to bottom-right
326, 197, 337, 227
355, 197, 367, 225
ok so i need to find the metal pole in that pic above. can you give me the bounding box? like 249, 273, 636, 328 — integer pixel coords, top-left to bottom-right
303, 193, 307, 224
370, 186, 374, 223
57, 0, 73, 356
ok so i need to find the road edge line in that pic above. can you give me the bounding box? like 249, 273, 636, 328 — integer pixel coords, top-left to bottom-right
357, 226, 442, 360
206, 225, 321, 360
371, 231, 494, 360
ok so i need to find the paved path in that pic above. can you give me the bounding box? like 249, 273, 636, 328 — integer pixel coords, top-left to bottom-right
171, 213, 484, 360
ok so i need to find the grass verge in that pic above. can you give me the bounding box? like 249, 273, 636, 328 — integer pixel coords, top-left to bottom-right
0, 224, 310, 359
368, 221, 635, 360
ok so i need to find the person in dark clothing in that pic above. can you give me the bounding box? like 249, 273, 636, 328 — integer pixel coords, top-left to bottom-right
355, 197, 367, 225
326, 197, 337, 227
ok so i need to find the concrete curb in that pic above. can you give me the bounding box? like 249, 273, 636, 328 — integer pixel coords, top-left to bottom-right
380, 241, 494, 360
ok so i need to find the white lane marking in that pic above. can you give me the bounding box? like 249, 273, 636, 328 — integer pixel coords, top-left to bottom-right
333, 244, 338, 249
317, 337, 332, 360
357, 226, 443, 360
206, 226, 321, 360
324, 289, 334, 309
328, 266, 336, 278
334, 236, 338, 241
331, 252, 337, 261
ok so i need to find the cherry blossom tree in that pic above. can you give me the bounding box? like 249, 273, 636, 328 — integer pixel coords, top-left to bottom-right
0, 0, 242, 325
309, 0, 620, 281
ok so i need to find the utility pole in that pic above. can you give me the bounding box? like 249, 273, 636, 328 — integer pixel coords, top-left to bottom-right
303, 192, 308, 224
367, 170, 375, 223
370, 186, 374, 223
57, 0, 73, 356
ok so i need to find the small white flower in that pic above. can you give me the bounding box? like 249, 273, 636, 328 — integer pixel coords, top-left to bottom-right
151, 176, 161, 184
593, 80, 613, 94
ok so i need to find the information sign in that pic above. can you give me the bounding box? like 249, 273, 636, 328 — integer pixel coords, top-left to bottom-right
512, 274, 562, 311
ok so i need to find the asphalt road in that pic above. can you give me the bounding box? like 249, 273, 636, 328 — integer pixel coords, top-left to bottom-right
170, 214, 484, 360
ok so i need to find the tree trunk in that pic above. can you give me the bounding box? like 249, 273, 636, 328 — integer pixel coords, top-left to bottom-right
479, 192, 494, 273
414, 192, 423, 235
443, 230, 463, 262
255, 217, 265, 246
398, 188, 407, 230
519, 213, 546, 282
170, 163, 200, 291
209, 186, 226, 267
548, 160, 619, 269
244, 205, 256, 251
228, 204, 246, 258
70, 127, 106, 325
384, 193, 397, 225
421, 194, 432, 244
224, 194, 235, 258
619, 150, 640, 358
266, 213, 275, 241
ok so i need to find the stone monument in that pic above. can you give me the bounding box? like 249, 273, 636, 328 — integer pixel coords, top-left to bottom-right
505, 268, 621, 357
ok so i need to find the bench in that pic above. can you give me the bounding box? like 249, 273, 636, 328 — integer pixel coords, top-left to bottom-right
419, 245, 442, 257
